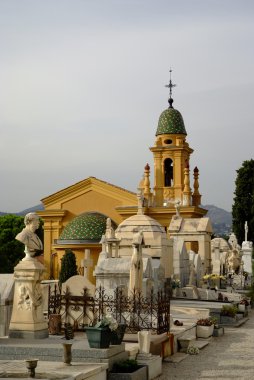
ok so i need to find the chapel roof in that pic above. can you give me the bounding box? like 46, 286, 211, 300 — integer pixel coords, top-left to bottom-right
116, 214, 165, 235
59, 212, 117, 242
156, 71, 187, 136
156, 105, 186, 136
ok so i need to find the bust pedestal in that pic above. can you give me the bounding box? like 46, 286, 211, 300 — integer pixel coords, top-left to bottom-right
9, 258, 48, 339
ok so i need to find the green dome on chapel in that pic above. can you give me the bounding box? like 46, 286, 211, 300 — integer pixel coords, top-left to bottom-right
59, 212, 117, 241
156, 106, 187, 136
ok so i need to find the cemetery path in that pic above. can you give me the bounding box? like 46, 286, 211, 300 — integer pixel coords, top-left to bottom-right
158, 310, 254, 380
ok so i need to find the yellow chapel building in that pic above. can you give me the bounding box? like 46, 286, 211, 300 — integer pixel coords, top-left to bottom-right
38, 87, 207, 282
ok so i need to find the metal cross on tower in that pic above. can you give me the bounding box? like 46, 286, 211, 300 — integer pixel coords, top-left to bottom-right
165, 68, 176, 108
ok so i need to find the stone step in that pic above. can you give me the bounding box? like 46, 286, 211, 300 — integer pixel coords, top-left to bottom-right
0, 337, 127, 370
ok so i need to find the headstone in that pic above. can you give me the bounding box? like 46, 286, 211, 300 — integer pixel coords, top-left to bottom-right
0, 274, 14, 337
180, 286, 199, 299
198, 288, 218, 301
94, 254, 132, 296
173, 238, 189, 287
62, 275, 95, 297
61, 275, 95, 328
231, 274, 245, 290
151, 258, 165, 293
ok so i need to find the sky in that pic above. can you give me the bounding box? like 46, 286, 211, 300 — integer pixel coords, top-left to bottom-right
0, 0, 253, 213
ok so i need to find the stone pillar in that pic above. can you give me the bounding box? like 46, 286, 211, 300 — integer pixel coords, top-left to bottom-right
80, 249, 93, 278
143, 163, 152, 205
9, 258, 48, 339
198, 236, 211, 275
242, 241, 253, 274
192, 167, 201, 206
182, 164, 191, 206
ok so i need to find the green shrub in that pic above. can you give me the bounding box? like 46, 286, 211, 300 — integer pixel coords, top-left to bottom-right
220, 305, 238, 317
111, 359, 139, 373
59, 249, 78, 285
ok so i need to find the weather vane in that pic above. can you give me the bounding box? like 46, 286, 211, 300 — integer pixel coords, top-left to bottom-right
165, 68, 176, 107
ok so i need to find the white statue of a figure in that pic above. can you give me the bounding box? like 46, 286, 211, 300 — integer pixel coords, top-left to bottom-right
129, 231, 143, 295
16, 213, 43, 260
245, 221, 248, 242
174, 200, 181, 218
105, 218, 115, 239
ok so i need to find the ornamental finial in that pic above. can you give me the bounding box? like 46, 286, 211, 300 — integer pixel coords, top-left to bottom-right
165, 68, 176, 108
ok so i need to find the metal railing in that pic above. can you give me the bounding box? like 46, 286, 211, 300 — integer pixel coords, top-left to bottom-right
48, 283, 171, 334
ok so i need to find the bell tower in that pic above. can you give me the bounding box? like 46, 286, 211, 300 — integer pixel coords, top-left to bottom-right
150, 71, 193, 207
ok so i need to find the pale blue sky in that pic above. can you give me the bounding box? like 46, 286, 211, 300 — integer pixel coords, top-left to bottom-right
0, 0, 253, 212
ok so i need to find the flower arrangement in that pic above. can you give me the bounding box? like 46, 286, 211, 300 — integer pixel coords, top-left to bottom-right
196, 318, 214, 326
172, 279, 181, 289
95, 313, 118, 331
187, 345, 199, 355
203, 274, 226, 281
239, 298, 249, 306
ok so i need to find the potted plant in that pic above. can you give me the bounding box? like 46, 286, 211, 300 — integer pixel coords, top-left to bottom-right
110, 323, 127, 345
85, 314, 118, 348
220, 305, 238, 324
196, 318, 214, 338
171, 279, 181, 297
239, 298, 249, 312
108, 359, 147, 380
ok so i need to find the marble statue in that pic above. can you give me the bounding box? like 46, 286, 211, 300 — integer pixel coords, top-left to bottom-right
226, 249, 241, 273
129, 231, 143, 295
105, 218, 115, 239
188, 261, 196, 286
16, 213, 43, 260
245, 221, 248, 242
9, 212, 48, 338
174, 200, 181, 218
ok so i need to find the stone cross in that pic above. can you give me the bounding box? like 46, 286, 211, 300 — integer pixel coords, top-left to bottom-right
80, 249, 93, 278
245, 221, 248, 242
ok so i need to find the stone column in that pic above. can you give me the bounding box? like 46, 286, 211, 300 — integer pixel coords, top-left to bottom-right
9, 258, 48, 339
242, 241, 253, 274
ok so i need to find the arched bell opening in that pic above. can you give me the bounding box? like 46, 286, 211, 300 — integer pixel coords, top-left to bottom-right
164, 158, 173, 187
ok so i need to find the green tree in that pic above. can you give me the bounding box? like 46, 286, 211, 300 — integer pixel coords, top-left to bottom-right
0, 214, 44, 273
232, 159, 254, 244
59, 249, 78, 285
0, 215, 25, 273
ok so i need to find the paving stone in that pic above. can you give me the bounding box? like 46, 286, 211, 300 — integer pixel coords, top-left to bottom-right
158, 310, 253, 379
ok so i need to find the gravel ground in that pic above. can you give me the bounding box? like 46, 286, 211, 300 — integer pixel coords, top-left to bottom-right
158, 311, 254, 380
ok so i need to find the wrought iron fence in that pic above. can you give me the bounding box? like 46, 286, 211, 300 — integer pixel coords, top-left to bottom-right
48, 283, 171, 334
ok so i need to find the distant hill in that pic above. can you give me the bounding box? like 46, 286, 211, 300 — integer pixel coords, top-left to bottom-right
203, 204, 232, 236
16, 203, 44, 216
0, 204, 44, 216
0, 203, 232, 236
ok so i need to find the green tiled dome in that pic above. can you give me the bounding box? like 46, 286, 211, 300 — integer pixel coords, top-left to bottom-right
59, 212, 116, 241
156, 108, 186, 136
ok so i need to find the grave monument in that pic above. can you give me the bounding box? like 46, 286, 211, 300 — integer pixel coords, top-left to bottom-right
9, 212, 48, 338
242, 221, 253, 275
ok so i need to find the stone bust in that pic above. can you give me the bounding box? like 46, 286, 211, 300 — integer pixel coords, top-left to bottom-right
16, 212, 43, 259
